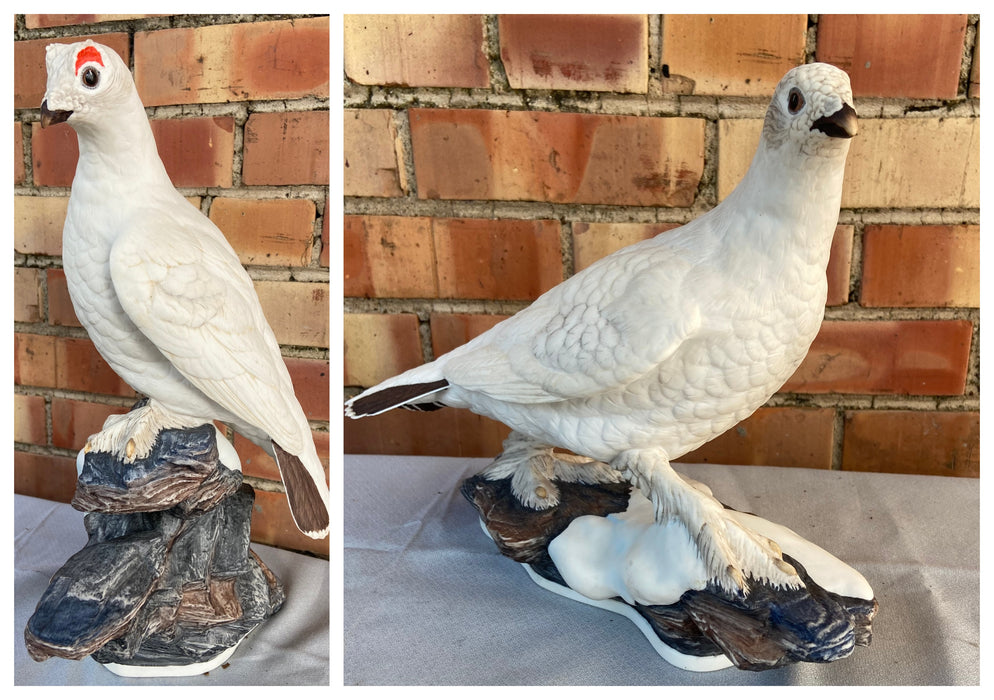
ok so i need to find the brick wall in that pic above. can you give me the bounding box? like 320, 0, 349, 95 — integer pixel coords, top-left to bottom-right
13, 14, 330, 555
344, 14, 980, 478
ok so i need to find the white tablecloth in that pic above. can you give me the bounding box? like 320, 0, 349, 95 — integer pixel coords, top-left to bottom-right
15, 494, 329, 685
345, 454, 979, 685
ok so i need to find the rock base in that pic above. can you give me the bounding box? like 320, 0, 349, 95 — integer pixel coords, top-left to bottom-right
24, 423, 284, 675
462, 473, 877, 672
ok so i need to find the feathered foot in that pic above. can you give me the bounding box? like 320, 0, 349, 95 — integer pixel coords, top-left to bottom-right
481, 431, 624, 510
613, 447, 803, 595
84, 400, 201, 463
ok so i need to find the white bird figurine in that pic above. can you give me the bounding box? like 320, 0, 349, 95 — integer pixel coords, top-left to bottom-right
347, 62, 858, 592
40, 41, 329, 539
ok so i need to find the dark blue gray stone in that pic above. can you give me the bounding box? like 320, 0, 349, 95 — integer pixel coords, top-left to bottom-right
25, 424, 284, 668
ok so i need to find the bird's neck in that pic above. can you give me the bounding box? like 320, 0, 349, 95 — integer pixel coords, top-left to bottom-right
70, 95, 174, 193
727, 139, 849, 266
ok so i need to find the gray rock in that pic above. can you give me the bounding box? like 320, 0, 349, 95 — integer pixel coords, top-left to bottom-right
25, 424, 284, 669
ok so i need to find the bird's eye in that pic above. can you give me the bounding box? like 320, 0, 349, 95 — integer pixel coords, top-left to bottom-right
81, 67, 100, 89
787, 87, 804, 114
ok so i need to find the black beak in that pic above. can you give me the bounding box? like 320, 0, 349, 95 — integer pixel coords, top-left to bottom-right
811, 103, 858, 139
40, 100, 72, 128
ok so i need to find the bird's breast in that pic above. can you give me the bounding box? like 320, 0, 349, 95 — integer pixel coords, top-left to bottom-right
62, 197, 180, 392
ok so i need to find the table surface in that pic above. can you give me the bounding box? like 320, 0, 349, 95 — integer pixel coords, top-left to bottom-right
345, 454, 979, 686
15, 494, 329, 686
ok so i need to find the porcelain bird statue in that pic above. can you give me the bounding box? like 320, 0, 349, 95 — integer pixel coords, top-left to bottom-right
40, 40, 329, 539
346, 62, 857, 592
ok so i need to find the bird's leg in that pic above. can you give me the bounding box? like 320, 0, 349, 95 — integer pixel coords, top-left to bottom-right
481, 431, 622, 510
612, 447, 802, 595
84, 399, 202, 463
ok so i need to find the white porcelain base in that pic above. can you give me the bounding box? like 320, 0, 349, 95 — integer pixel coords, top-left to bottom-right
521, 561, 734, 672
100, 637, 244, 678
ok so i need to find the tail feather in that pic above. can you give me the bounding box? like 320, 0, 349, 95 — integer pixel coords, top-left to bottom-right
272, 441, 329, 539
345, 379, 449, 417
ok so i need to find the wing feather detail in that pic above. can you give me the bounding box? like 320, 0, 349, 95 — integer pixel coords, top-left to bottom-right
108, 206, 305, 453
438, 240, 702, 404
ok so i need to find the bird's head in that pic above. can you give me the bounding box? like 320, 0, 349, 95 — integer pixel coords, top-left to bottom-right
761, 62, 857, 159
40, 41, 136, 130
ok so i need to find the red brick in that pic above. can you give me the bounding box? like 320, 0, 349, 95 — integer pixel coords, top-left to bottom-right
51, 398, 124, 450
46, 269, 81, 327
826, 225, 854, 306
434, 218, 563, 300
844, 118, 979, 209
344, 215, 437, 298
14, 34, 130, 109
660, 15, 806, 95
14, 393, 47, 445
346, 215, 563, 301
681, 407, 836, 469
14, 268, 43, 323
430, 313, 509, 357
344, 313, 423, 387
209, 197, 315, 266
15, 122, 24, 185
817, 15, 968, 98
14, 196, 67, 256
14, 333, 57, 388
135, 18, 329, 106
255, 281, 329, 348
344, 109, 404, 197
783, 320, 973, 396
14, 451, 79, 503
860, 225, 980, 308
250, 488, 329, 557
151, 116, 235, 188
842, 410, 978, 477
313, 431, 329, 467
344, 408, 510, 457
285, 357, 330, 422
499, 15, 648, 93
31, 121, 78, 187
243, 111, 329, 186
344, 14, 489, 88
409, 108, 705, 206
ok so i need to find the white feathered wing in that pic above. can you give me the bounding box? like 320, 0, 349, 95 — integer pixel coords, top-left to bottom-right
347, 231, 705, 414
110, 204, 329, 538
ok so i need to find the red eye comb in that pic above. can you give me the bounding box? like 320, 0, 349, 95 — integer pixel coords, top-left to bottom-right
75, 46, 104, 75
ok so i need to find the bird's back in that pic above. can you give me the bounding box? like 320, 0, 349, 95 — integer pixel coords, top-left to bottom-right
436, 210, 828, 460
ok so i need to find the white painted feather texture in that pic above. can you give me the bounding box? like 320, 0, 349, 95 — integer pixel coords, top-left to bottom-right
348, 62, 857, 592
41, 40, 329, 539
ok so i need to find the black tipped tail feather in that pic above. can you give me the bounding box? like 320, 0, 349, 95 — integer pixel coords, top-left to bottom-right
272, 441, 329, 539
345, 379, 450, 417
